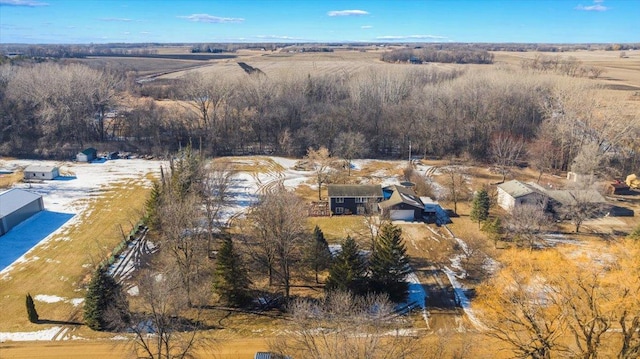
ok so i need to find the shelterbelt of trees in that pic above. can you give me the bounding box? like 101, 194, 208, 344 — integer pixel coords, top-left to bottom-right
0, 55, 638, 176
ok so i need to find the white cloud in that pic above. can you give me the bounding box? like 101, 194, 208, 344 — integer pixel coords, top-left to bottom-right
376, 34, 447, 40
100, 17, 133, 22
361, 25, 373, 29
0, 0, 48, 6
327, 9, 369, 17
575, 0, 609, 11
178, 13, 244, 23
256, 35, 302, 40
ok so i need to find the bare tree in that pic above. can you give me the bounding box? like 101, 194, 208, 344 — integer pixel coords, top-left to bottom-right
333, 131, 367, 176
506, 202, 552, 248
200, 161, 235, 254
125, 268, 213, 359
491, 133, 525, 183
570, 142, 604, 186
478, 253, 568, 359
528, 136, 559, 183
247, 186, 308, 300
178, 72, 229, 149
271, 291, 420, 359
555, 267, 612, 359
441, 166, 470, 215
158, 191, 208, 306
305, 146, 334, 200
557, 187, 607, 233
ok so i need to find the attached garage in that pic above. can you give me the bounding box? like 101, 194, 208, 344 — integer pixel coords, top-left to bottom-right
0, 189, 44, 236
378, 185, 425, 222
389, 209, 415, 221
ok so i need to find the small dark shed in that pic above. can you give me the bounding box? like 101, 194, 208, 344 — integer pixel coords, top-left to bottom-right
76, 148, 97, 162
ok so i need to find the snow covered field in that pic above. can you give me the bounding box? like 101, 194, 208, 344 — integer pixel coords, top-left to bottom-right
0, 158, 163, 274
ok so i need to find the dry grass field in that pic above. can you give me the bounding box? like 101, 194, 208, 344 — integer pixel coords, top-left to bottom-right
0, 177, 152, 333
1, 48, 639, 358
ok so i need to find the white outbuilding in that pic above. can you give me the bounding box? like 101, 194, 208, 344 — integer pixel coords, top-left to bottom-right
0, 188, 45, 236
23, 165, 59, 180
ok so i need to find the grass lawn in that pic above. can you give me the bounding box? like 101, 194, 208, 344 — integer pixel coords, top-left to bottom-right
0, 176, 153, 333
307, 216, 371, 244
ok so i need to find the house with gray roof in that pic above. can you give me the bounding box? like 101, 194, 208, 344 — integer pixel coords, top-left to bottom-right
327, 184, 383, 215
496, 180, 548, 212
0, 188, 44, 236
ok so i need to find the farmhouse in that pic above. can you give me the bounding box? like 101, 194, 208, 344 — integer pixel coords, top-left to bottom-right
496, 180, 547, 211
378, 185, 425, 221
76, 147, 97, 162
23, 165, 59, 180
0, 188, 44, 236
327, 184, 383, 215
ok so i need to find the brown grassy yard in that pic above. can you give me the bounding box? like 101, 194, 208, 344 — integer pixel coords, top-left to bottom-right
0, 177, 152, 333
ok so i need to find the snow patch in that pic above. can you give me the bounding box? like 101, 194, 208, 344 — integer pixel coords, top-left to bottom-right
34, 294, 64, 303
442, 267, 486, 330
0, 327, 61, 342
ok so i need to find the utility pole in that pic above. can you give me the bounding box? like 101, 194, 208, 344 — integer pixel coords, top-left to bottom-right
408, 139, 412, 164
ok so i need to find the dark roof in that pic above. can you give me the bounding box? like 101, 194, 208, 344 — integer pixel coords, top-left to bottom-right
327, 184, 382, 198
610, 182, 630, 189
378, 185, 424, 210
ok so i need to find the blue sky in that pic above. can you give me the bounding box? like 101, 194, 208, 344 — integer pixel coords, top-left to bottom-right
0, 0, 638, 44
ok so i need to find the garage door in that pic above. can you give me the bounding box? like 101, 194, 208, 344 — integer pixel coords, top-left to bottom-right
390, 209, 414, 221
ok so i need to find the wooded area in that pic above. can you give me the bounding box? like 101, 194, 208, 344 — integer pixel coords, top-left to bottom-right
1, 54, 638, 178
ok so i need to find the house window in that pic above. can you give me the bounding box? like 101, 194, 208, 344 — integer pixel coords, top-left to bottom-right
335, 197, 344, 203
355, 197, 366, 203
335, 207, 344, 214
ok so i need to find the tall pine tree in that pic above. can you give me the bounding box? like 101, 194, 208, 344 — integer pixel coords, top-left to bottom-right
470, 188, 490, 228
369, 223, 411, 302
308, 225, 331, 283
213, 236, 252, 307
325, 236, 366, 295
26, 293, 39, 323
84, 267, 128, 331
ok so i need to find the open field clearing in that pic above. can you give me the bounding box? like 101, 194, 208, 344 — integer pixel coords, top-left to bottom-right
493, 50, 640, 89
0, 159, 162, 334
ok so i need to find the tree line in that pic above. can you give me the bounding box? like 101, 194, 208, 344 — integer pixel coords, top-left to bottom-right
1, 58, 638, 176
381, 47, 494, 64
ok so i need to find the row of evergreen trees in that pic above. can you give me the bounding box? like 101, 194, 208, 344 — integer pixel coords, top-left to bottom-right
211, 222, 412, 308
326, 223, 411, 303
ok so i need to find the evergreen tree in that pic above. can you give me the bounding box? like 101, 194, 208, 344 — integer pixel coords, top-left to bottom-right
369, 223, 411, 302
213, 236, 252, 306
325, 236, 366, 294
84, 267, 128, 331
144, 180, 162, 230
26, 293, 39, 323
482, 217, 503, 248
470, 188, 490, 228
308, 225, 332, 283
